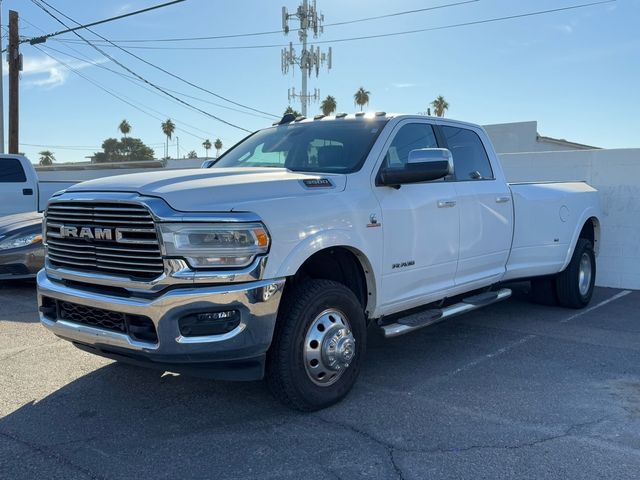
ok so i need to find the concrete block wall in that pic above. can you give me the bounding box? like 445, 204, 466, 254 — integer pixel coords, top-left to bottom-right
500, 148, 640, 290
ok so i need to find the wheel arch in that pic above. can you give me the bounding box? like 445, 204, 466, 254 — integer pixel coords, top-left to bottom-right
282, 245, 377, 318
561, 212, 601, 271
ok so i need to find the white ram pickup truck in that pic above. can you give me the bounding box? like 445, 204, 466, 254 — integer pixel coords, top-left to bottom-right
37, 113, 601, 410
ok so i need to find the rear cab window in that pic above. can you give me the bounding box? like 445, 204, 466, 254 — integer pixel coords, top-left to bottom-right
0, 158, 27, 183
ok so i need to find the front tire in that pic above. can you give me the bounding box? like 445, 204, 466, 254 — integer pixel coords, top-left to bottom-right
266, 279, 366, 411
556, 238, 596, 309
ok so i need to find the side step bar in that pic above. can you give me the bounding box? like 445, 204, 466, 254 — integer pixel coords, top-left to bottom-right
381, 288, 512, 338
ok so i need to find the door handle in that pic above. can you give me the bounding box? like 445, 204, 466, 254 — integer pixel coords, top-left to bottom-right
495, 196, 511, 203
22, 188, 34, 196
437, 199, 457, 208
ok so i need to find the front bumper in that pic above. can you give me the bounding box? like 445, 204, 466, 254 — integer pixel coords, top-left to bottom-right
37, 270, 285, 380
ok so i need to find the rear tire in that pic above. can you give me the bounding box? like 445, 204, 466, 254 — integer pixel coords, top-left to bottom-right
556, 238, 596, 309
266, 279, 366, 411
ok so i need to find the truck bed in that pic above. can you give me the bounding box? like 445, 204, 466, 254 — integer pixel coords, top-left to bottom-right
504, 181, 599, 280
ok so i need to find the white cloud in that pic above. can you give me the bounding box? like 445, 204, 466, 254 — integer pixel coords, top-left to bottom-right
559, 24, 574, 34
392, 82, 419, 89
116, 3, 133, 14
551, 21, 577, 35
17, 55, 107, 89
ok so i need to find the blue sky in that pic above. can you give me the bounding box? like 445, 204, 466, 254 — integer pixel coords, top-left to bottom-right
3, 0, 638, 162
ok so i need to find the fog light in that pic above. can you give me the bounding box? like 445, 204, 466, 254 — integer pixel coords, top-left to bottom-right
179, 310, 240, 337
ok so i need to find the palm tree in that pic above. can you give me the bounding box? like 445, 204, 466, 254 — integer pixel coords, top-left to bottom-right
214, 138, 223, 157
119, 120, 131, 161
161, 119, 176, 158
202, 139, 212, 159
284, 106, 301, 117
430, 95, 450, 117
39, 150, 55, 166
353, 87, 370, 111
320, 95, 337, 116
187, 150, 198, 159
118, 119, 131, 138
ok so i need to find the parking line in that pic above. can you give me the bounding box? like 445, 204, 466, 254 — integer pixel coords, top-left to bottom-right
449, 289, 633, 376
560, 290, 632, 324
450, 334, 537, 376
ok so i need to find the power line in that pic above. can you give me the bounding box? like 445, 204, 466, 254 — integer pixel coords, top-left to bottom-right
31, 0, 278, 118
30, 0, 254, 132
53, 0, 615, 51
24, 0, 185, 45
32, 44, 216, 144
24, 17, 263, 138
38, 43, 274, 122
51, 0, 480, 44
21, 18, 227, 147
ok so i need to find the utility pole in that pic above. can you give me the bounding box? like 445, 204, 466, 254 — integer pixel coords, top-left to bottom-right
0, 0, 5, 154
8, 10, 21, 154
176, 136, 179, 159
281, 0, 332, 117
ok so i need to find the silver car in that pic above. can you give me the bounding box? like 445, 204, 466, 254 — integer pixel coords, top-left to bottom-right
0, 211, 44, 280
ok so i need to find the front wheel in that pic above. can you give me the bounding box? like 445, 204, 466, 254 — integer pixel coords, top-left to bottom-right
556, 238, 596, 309
266, 279, 366, 411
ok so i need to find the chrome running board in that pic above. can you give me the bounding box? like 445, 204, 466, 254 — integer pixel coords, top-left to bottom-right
381, 288, 512, 338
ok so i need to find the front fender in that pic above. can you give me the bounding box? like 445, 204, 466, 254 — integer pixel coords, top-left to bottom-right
275, 229, 367, 278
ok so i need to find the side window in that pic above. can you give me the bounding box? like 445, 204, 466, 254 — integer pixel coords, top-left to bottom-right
441, 126, 494, 181
0, 158, 27, 183
383, 123, 438, 170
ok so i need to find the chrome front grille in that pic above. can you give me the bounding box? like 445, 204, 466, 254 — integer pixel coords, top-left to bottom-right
45, 202, 164, 279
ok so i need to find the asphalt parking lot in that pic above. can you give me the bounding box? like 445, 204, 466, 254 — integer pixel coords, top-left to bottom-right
1, 282, 639, 480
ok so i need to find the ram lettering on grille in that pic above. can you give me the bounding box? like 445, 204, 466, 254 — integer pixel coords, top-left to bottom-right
45, 202, 164, 279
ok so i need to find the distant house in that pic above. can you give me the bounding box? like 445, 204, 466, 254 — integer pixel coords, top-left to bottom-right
483, 121, 599, 154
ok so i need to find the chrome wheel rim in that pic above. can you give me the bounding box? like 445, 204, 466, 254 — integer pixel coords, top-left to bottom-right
578, 252, 592, 297
303, 309, 355, 387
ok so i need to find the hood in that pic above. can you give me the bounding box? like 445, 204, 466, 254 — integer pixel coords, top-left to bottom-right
67, 167, 347, 211
0, 211, 43, 236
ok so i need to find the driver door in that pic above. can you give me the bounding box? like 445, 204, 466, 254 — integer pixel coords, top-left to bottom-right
373, 121, 460, 313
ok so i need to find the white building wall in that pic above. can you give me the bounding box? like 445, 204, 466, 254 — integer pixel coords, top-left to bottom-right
500, 148, 640, 290
484, 121, 592, 153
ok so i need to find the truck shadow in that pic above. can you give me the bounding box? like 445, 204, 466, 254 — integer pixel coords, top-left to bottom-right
0, 283, 599, 476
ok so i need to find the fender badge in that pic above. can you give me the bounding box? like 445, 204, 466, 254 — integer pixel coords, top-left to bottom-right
302, 178, 334, 189
367, 213, 381, 228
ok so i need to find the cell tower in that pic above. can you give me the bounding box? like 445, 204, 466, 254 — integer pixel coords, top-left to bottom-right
281, 0, 332, 117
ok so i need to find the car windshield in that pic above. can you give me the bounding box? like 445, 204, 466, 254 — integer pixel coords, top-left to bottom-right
211, 120, 387, 174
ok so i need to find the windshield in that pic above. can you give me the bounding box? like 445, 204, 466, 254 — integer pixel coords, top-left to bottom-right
212, 120, 387, 174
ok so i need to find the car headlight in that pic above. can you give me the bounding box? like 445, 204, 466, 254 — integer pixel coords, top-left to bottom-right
0, 233, 43, 250
159, 223, 269, 268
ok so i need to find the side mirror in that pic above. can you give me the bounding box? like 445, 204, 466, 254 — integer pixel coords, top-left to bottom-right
378, 148, 454, 187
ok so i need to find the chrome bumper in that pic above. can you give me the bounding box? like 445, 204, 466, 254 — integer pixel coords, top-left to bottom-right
37, 270, 285, 378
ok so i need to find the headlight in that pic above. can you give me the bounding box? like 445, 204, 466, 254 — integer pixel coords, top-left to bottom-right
159, 223, 269, 268
0, 233, 43, 250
